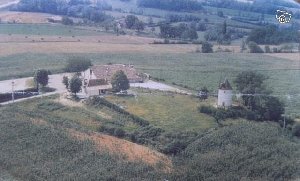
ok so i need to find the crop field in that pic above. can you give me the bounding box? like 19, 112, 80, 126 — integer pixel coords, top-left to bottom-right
0, 98, 170, 180
106, 89, 217, 132
0, 52, 299, 116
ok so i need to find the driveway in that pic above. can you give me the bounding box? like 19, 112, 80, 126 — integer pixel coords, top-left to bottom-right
0, 73, 71, 94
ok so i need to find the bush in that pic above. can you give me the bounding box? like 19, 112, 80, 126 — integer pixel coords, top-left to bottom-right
292, 123, 300, 137
65, 57, 92, 72
201, 41, 213, 53
198, 106, 217, 115
248, 41, 264, 53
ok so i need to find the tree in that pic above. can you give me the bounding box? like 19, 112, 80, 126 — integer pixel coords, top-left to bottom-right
265, 45, 271, 53
222, 21, 227, 35
292, 123, 300, 137
62, 16, 74, 25
69, 75, 82, 96
111, 70, 130, 92
65, 57, 92, 72
135, 20, 145, 32
125, 15, 138, 29
199, 87, 209, 100
234, 71, 268, 110
202, 41, 213, 53
260, 96, 284, 121
62, 76, 69, 89
248, 41, 264, 53
217, 10, 224, 17
34, 69, 49, 90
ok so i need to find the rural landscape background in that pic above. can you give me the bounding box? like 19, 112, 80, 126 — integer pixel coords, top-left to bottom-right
0, 0, 300, 180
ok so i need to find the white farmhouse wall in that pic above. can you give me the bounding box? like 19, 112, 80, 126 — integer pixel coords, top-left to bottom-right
82, 69, 97, 80
218, 89, 233, 107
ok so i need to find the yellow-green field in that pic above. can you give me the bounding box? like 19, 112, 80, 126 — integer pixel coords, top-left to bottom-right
106, 89, 217, 132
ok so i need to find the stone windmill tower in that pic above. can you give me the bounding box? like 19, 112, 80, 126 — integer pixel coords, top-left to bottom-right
217, 79, 233, 108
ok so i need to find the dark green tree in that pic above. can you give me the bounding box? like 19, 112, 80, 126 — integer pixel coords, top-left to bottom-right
111, 70, 130, 92
62, 16, 74, 25
62, 76, 69, 89
234, 71, 268, 110
34, 69, 49, 90
69, 75, 82, 96
260, 96, 284, 121
65, 57, 92, 73
202, 41, 213, 53
248, 41, 264, 53
265, 45, 271, 53
125, 15, 139, 29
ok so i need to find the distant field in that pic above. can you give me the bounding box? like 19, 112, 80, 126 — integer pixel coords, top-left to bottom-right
0, 24, 105, 36
106, 90, 217, 132
0, 11, 58, 23
0, 52, 299, 116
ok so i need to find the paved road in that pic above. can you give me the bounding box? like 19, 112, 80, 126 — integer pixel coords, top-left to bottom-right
0, 74, 191, 105
0, 73, 71, 105
0, 0, 19, 9
0, 73, 71, 94
130, 80, 192, 94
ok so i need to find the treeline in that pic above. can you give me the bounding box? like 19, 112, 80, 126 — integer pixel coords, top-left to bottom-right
137, 0, 202, 11
204, 21, 246, 44
12, 0, 113, 23
205, 0, 294, 15
160, 23, 198, 40
247, 25, 299, 45
166, 14, 201, 23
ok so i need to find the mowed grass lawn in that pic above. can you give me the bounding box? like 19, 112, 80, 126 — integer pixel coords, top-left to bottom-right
0, 52, 299, 116
106, 89, 217, 132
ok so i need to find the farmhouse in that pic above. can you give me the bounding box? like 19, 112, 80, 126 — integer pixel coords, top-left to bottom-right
217, 79, 233, 108
82, 64, 145, 96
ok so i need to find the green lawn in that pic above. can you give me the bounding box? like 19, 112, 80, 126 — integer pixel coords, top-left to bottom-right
0, 24, 105, 36
0, 52, 299, 116
106, 89, 217, 132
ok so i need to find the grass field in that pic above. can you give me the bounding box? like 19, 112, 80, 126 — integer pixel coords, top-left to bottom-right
106, 89, 217, 132
0, 52, 299, 116
0, 24, 106, 36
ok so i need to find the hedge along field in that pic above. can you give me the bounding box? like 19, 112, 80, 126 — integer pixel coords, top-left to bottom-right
0, 52, 299, 115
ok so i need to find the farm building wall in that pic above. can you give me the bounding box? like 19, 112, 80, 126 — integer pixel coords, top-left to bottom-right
217, 89, 233, 108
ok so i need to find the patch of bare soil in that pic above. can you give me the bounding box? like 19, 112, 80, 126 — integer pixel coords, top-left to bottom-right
30, 118, 48, 126
57, 93, 84, 108
68, 129, 172, 172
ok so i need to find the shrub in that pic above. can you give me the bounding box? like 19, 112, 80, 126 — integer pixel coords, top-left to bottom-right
198, 106, 217, 115
201, 41, 213, 53
248, 41, 264, 53
292, 123, 300, 137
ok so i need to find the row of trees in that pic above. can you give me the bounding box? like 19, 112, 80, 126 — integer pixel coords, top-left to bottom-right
159, 23, 198, 40
247, 25, 299, 45
13, 0, 112, 23
137, 0, 203, 11
125, 15, 145, 31
204, 21, 246, 44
